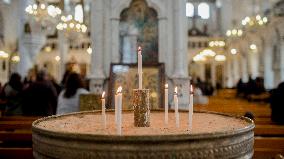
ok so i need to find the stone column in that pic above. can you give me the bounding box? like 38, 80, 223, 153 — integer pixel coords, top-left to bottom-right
58, 32, 69, 81
263, 40, 274, 89
89, 0, 106, 93
158, 17, 169, 73
111, 18, 120, 63
241, 54, 249, 83
280, 40, 284, 83
211, 61, 216, 87
232, 55, 240, 85
248, 49, 259, 79
172, 0, 188, 77
171, 0, 189, 109
18, 34, 46, 78
225, 57, 233, 88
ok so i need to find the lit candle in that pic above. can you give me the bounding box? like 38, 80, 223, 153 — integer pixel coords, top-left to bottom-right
115, 91, 118, 124
101, 91, 106, 129
138, 46, 142, 89
165, 83, 168, 126
174, 86, 179, 128
189, 85, 194, 131
117, 86, 122, 135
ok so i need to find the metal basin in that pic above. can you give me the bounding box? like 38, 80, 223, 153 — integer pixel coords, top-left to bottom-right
32, 110, 254, 159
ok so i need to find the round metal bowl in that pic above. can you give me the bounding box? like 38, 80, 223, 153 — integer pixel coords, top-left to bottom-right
32, 110, 254, 159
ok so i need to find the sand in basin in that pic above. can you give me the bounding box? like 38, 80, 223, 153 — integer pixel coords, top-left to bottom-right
36, 112, 250, 136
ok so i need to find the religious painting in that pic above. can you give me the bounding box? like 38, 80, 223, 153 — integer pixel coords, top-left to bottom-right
108, 63, 165, 110
119, 0, 158, 64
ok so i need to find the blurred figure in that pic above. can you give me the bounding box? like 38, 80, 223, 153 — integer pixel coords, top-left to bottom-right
23, 68, 37, 89
48, 73, 62, 96
56, 73, 88, 115
22, 70, 58, 116
270, 82, 284, 124
244, 112, 255, 121
193, 87, 208, 105
1, 73, 23, 115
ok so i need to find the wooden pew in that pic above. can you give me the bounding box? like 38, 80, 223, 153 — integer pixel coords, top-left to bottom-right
0, 121, 33, 131
0, 116, 40, 122
0, 131, 32, 142
0, 147, 33, 159
0, 116, 36, 158
254, 117, 274, 125
254, 137, 284, 159
255, 125, 284, 137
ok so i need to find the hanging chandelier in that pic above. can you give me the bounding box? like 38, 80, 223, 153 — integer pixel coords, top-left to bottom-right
226, 28, 243, 37
241, 15, 268, 28
0, 50, 9, 59
25, 0, 62, 29
56, 14, 87, 40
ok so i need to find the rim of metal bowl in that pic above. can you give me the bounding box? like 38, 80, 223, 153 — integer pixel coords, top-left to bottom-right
32, 110, 255, 142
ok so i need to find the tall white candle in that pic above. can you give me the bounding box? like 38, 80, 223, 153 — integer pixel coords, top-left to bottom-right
174, 87, 179, 128
138, 46, 142, 89
101, 91, 106, 129
189, 85, 194, 130
117, 86, 122, 135
115, 92, 118, 124
165, 84, 168, 126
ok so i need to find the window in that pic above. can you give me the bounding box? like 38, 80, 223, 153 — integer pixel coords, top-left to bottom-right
186, 3, 194, 17
198, 3, 210, 19
75, 4, 84, 23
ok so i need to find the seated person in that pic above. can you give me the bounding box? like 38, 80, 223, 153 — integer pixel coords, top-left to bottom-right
193, 87, 208, 105
270, 82, 284, 124
57, 73, 89, 115
22, 70, 57, 116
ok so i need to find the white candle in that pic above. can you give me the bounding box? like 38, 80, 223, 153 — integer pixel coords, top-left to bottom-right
138, 46, 142, 89
174, 86, 179, 128
117, 86, 122, 135
165, 84, 168, 126
115, 92, 118, 124
101, 91, 106, 129
189, 85, 194, 130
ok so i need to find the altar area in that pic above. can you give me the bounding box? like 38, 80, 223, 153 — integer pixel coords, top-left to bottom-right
88, 0, 190, 109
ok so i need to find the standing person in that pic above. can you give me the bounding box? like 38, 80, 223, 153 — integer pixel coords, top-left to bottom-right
22, 70, 58, 116
57, 73, 89, 115
1, 73, 23, 115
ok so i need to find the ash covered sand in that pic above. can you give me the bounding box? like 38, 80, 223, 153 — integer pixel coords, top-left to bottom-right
36, 111, 250, 136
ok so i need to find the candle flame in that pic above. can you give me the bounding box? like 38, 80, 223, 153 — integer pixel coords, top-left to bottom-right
117, 86, 122, 93
102, 91, 105, 98
138, 46, 142, 52
174, 87, 178, 94
165, 83, 168, 89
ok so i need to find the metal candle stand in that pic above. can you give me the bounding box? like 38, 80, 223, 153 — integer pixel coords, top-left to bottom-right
133, 89, 150, 127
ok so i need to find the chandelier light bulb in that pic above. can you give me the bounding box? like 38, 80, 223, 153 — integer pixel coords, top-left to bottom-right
33, 4, 37, 10
226, 30, 231, 36
232, 29, 237, 35
256, 15, 261, 20
263, 17, 268, 23
55, 56, 61, 61
40, 4, 45, 9
250, 44, 257, 50
230, 49, 237, 55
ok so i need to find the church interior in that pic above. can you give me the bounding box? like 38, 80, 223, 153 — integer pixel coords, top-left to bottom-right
0, 0, 284, 158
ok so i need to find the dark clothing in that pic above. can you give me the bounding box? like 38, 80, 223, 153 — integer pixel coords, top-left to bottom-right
270, 82, 284, 124
1, 84, 23, 115
22, 81, 57, 116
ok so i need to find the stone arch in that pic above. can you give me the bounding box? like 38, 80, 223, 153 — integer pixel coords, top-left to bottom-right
111, 0, 165, 19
